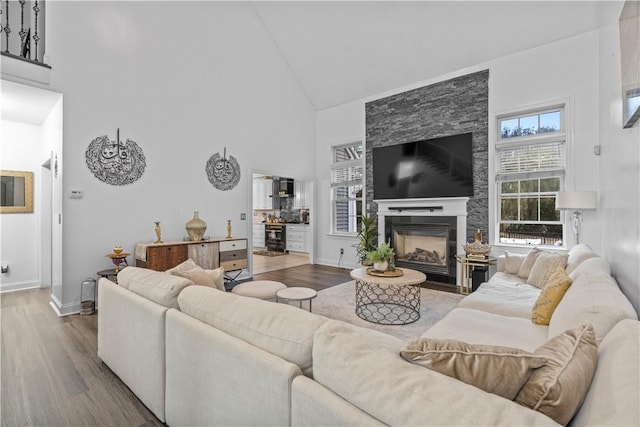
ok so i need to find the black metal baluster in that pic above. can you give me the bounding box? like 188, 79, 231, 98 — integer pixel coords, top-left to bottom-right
32, 0, 39, 62
3, 1, 11, 53
18, 1, 25, 44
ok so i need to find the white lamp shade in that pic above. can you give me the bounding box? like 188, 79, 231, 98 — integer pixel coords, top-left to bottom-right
556, 191, 598, 210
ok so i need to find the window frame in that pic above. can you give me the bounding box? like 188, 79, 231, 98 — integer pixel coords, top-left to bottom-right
330, 141, 364, 236
494, 104, 567, 247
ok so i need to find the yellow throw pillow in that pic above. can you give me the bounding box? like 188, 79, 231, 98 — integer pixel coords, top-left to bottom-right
173, 267, 225, 292
527, 252, 568, 288
531, 269, 572, 325
400, 338, 547, 400
516, 324, 597, 425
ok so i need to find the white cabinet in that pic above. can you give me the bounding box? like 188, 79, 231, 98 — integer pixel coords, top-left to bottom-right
286, 225, 309, 253
253, 179, 273, 210
293, 179, 312, 209
252, 224, 265, 249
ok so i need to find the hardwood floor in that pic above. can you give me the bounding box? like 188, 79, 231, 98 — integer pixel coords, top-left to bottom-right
252, 264, 353, 291
1, 288, 164, 427
1, 264, 455, 426
252, 251, 310, 275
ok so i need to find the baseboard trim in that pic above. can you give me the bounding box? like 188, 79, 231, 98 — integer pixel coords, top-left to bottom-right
49, 293, 81, 317
0, 281, 41, 293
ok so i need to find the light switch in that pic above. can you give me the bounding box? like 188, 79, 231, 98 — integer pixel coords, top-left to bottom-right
69, 190, 84, 199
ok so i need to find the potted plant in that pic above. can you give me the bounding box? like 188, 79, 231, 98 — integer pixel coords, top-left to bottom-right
356, 215, 378, 266
365, 241, 395, 272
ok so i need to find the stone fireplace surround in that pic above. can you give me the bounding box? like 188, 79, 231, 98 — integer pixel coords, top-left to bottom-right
376, 198, 468, 288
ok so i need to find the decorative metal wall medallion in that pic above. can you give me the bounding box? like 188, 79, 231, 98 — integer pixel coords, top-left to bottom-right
86, 129, 146, 186
206, 147, 240, 191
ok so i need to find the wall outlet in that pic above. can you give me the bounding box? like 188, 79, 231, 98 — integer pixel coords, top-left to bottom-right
340, 248, 344, 255
240, 213, 246, 220
1, 265, 8, 274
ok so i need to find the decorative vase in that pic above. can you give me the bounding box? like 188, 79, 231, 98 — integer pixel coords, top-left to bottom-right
226, 220, 232, 239
373, 260, 388, 272
154, 221, 163, 244
185, 211, 207, 241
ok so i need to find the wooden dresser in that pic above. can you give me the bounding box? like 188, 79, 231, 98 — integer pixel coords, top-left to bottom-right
135, 238, 248, 273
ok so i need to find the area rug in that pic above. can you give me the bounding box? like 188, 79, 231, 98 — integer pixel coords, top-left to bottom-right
253, 250, 286, 257
311, 280, 464, 342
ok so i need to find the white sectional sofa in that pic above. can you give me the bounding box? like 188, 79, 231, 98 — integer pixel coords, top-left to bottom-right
97, 245, 639, 426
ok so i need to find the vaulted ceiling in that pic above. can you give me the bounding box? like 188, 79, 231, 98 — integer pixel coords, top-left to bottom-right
253, 1, 624, 110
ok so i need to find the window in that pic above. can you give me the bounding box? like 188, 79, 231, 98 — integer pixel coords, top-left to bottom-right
331, 142, 363, 234
496, 106, 565, 246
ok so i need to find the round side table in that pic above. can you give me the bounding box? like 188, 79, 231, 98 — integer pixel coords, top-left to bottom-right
350, 267, 426, 325
275, 287, 318, 312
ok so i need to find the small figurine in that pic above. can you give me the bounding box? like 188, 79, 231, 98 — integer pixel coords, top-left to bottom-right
226, 219, 232, 239
154, 221, 163, 244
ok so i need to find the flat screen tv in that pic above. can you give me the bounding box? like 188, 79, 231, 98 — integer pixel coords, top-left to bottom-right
372, 133, 473, 200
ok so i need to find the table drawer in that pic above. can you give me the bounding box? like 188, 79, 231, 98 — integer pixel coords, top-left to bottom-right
220, 259, 248, 271
220, 239, 247, 252
220, 249, 247, 263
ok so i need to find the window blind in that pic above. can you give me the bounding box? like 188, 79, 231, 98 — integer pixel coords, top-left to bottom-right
496, 141, 565, 182
331, 160, 363, 188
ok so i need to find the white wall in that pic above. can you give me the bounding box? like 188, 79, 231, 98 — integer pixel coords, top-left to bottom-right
42, 2, 315, 313
0, 121, 43, 291
316, 31, 602, 268
598, 23, 640, 314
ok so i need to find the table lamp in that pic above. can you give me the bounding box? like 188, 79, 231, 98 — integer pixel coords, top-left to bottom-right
556, 191, 597, 244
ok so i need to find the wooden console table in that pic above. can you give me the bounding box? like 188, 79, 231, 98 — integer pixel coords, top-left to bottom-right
135, 238, 248, 275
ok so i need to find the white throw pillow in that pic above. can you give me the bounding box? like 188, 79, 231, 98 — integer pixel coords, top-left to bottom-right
517, 248, 542, 279
527, 252, 568, 289
172, 267, 225, 291
166, 258, 202, 274
504, 251, 526, 275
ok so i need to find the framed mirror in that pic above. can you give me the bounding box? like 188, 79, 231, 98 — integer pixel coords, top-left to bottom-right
620, 1, 640, 128
1, 170, 34, 213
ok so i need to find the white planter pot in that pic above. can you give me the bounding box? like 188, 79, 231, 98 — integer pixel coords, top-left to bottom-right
373, 261, 388, 272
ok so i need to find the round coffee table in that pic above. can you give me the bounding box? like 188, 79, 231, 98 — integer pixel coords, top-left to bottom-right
350, 267, 426, 325
275, 287, 318, 312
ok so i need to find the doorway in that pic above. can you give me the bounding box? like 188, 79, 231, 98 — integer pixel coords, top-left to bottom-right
0, 80, 63, 306
251, 172, 313, 275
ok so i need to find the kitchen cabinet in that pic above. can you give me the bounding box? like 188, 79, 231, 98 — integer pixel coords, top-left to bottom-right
136, 238, 247, 273
286, 225, 309, 253
293, 179, 312, 209
252, 224, 265, 249
253, 178, 273, 210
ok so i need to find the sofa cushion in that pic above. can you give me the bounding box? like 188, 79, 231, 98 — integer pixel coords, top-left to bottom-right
400, 338, 546, 399
458, 280, 540, 319
571, 319, 640, 426
568, 256, 610, 282
531, 269, 573, 326
172, 267, 225, 292
527, 252, 568, 288
518, 247, 543, 279
548, 273, 638, 343
422, 307, 549, 352
177, 285, 326, 371
565, 244, 598, 275
313, 321, 558, 426
504, 251, 526, 275
116, 266, 194, 308
516, 324, 597, 426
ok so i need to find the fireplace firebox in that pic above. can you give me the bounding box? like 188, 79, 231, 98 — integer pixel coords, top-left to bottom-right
386, 216, 457, 285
